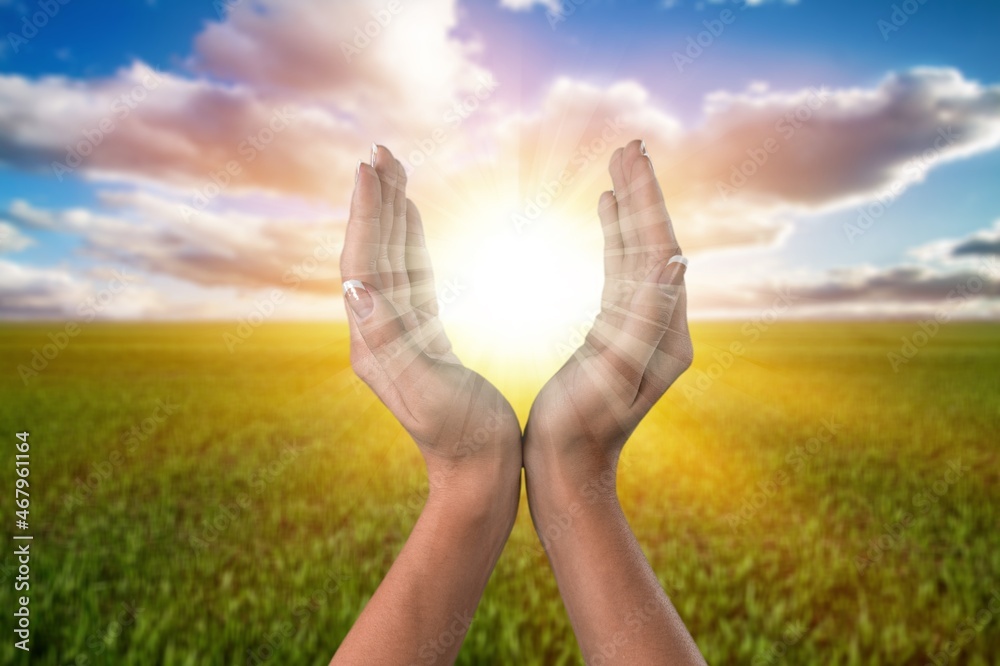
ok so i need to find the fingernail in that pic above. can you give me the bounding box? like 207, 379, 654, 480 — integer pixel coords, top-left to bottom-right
658, 255, 687, 285
355, 159, 362, 184
343, 279, 374, 318
640, 140, 648, 157
370, 143, 379, 168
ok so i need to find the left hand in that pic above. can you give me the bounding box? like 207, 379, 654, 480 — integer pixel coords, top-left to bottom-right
340, 145, 522, 501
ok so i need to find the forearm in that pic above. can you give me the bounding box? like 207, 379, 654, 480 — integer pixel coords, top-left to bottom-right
332, 456, 520, 666
524, 441, 705, 666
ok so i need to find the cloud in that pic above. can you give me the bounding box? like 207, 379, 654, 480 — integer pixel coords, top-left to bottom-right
3, 194, 343, 294
0, 0, 495, 198
0, 63, 358, 197
0, 261, 92, 319
3, 55, 997, 253
529, 67, 1000, 250
498, 0, 562, 11
952, 221, 1000, 257
0, 220, 34, 253
792, 263, 1000, 304
496, 68, 1000, 252
0, 0, 999, 321
191, 0, 489, 129
678, 69, 1000, 210
691, 255, 1000, 320
906, 219, 1000, 262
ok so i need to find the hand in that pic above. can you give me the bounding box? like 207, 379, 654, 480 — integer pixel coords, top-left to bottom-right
520, 140, 705, 666
340, 145, 522, 505
333, 145, 523, 666
525, 139, 692, 480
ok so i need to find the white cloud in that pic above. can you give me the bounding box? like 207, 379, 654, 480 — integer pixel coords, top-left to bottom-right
499, 0, 562, 11
191, 0, 489, 130
3, 194, 342, 293
0, 63, 357, 197
0, 221, 34, 253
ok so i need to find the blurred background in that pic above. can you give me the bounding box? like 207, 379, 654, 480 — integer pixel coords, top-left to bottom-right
0, 0, 998, 663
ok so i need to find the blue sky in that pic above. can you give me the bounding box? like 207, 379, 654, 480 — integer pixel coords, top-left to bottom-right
1, 0, 999, 321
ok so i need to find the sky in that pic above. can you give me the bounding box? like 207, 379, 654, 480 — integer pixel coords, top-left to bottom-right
1, 0, 999, 332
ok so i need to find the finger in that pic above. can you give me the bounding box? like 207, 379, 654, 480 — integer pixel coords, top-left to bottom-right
340, 160, 383, 290
608, 147, 630, 235
405, 200, 440, 317
636, 284, 693, 409
568, 351, 641, 445
605, 257, 687, 399
625, 141, 679, 256
598, 190, 623, 280
372, 144, 398, 290
343, 279, 434, 387
405, 200, 454, 357
388, 157, 410, 301
615, 139, 647, 262
588, 190, 627, 356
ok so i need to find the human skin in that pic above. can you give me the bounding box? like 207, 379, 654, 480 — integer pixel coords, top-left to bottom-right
332, 139, 705, 665
523, 139, 706, 665
331, 145, 522, 666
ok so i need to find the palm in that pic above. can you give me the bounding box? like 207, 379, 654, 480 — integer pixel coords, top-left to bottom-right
341, 147, 519, 466
527, 141, 692, 460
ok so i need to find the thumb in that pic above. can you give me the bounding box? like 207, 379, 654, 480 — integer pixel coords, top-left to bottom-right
343, 279, 433, 385
610, 256, 687, 382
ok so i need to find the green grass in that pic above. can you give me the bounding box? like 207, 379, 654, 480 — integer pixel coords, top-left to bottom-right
0, 322, 998, 665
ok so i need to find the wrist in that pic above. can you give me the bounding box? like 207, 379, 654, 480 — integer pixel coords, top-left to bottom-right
524, 421, 620, 489
523, 437, 621, 513
424, 445, 521, 529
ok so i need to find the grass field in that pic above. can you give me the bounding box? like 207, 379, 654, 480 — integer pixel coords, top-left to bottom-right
1, 321, 998, 665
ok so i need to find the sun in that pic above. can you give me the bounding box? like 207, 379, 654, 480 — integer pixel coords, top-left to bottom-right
430, 211, 604, 375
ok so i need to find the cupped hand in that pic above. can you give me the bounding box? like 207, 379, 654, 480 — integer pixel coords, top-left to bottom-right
525, 139, 693, 477
340, 145, 522, 499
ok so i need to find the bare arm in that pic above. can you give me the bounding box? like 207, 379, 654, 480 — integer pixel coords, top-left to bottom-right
523, 139, 705, 665
332, 145, 522, 665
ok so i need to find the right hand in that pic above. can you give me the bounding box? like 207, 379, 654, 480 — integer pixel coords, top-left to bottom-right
340, 146, 522, 497
525, 139, 693, 478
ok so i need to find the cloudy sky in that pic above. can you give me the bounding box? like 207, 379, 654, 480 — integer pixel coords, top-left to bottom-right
1, 0, 999, 324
